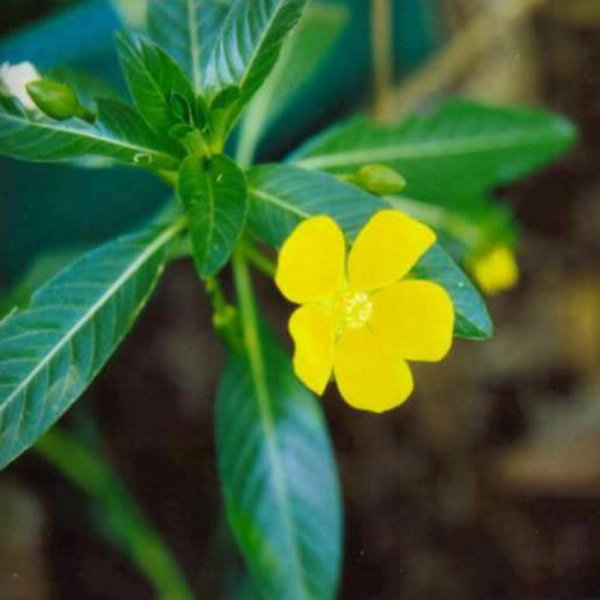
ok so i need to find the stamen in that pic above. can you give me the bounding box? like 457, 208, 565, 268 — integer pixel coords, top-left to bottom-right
336, 291, 373, 331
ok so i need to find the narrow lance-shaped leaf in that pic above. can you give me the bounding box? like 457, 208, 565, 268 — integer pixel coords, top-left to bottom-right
178, 153, 248, 277
116, 32, 197, 135
237, 2, 347, 165
246, 164, 492, 339
36, 427, 196, 600
204, 0, 308, 132
0, 97, 181, 169
291, 100, 576, 200
0, 217, 186, 470
147, 0, 231, 93
218, 262, 342, 599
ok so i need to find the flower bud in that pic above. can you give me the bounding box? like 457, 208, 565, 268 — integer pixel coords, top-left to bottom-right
0, 61, 41, 110
25, 80, 80, 120
469, 245, 519, 295
355, 164, 406, 195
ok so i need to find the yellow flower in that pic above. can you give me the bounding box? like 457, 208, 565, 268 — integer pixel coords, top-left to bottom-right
470, 245, 519, 296
275, 210, 455, 413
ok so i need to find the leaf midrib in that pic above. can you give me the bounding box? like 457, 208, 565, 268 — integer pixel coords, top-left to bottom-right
235, 255, 312, 599
217, 0, 293, 94
249, 185, 310, 220
202, 171, 217, 270
238, 0, 286, 93
122, 40, 170, 109
0, 111, 177, 165
294, 129, 565, 170
0, 219, 186, 421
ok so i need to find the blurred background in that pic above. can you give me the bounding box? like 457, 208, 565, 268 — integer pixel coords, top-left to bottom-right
2, 0, 600, 598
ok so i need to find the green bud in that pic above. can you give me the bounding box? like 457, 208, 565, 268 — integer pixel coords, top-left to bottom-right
356, 164, 406, 195
213, 304, 237, 331
170, 92, 193, 125
26, 79, 81, 121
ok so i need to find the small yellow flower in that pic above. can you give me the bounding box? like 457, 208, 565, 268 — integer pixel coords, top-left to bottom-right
275, 210, 455, 413
470, 245, 519, 296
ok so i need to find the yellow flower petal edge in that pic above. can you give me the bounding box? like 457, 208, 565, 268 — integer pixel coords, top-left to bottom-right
274, 210, 456, 413
470, 245, 519, 295
275, 215, 346, 304
289, 304, 336, 395
370, 280, 454, 362
334, 327, 414, 413
348, 209, 436, 292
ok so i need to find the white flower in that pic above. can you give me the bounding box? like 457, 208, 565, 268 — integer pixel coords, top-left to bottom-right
0, 61, 41, 110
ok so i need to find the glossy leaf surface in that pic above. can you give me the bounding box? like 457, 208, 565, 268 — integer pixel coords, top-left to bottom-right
147, 0, 231, 93
0, 218, 185, 469
412, 245, 492, 339
116, 33, 196, 134
291, 101, 576, 200
237, 2, 347, 164
246, 164, 492, 339
217, 318, 342, 600
0, 98, 181, 169
178, 153, 247, 277
205, 0, 308, 131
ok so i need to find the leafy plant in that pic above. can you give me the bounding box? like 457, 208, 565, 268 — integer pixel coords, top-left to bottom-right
0, 1, 575, 598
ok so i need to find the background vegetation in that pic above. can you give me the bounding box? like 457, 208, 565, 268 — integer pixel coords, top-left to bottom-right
2, 1, 600, 599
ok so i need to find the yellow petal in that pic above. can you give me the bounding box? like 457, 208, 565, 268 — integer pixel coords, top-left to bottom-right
348, 210, 436, 292
333, 327, 414, 413
289, 304, 335, 395
275, 216, 346, 304
371, 280, 454, 362
470, 245, 519, 295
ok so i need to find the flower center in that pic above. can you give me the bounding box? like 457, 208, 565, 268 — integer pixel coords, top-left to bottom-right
336, 291, 373, 332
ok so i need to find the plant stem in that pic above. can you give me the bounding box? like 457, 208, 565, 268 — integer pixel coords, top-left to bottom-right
242, 243, 276, 278
371, 0, 394, 122
231, 251, 264, 365
235, 108, 265, 167
205, 276, 242, 351
35, 429, 196, 600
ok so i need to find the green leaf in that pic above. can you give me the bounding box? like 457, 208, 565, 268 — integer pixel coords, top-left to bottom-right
0, 249, 84, 320
43, 67, 120, 105
205, 0, 308, 132
412, 245, 493, 339
386, 193, 518, 258
291, 100, 576, 199
217, 315, 342, 600
0, 97, 181, 170
178, 154, 248, 277
246, 164, 492, 339
0, 217, 186, 470
247, 163, 385, 247
236, 2, 348, 165
116, 32, 197, 135
147, 0, 231, 93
